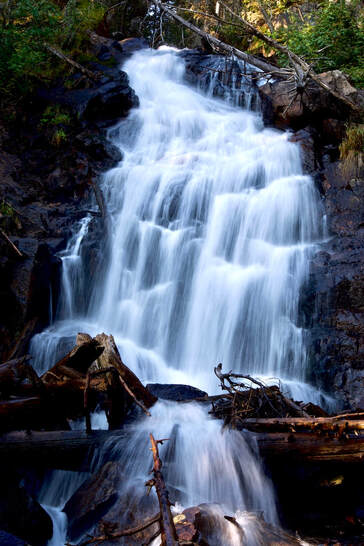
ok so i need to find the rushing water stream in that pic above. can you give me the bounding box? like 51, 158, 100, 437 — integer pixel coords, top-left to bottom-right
30, 47, 329, 544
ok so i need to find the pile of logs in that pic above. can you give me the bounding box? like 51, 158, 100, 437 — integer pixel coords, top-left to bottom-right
0, 333, 157, 434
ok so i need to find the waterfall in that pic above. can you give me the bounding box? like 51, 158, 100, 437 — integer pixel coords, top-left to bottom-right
30, 46, 328, 544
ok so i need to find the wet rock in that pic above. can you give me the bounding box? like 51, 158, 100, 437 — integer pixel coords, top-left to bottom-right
259, 70, 362, 129
118, 37, 149, 55
39, 72, 138, 126
146, 383, 208, 401
0, 474, 52, 545
64, 461, 123, 541
289, 127, 318, 174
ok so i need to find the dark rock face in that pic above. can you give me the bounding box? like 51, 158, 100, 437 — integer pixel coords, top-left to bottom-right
0, 475, 52, 545
0, 35, 138, 360
0, 530, 29, 546
147, 383, 208, 401
302, 161, 364, 410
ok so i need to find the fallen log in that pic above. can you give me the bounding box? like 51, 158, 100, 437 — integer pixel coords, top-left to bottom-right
0, 427, 362, 472
0, 356, 42, 399
94, 334, 157, 409
242, 417, 364, 435
146, 434, 178, 546
42, 336, 104, 380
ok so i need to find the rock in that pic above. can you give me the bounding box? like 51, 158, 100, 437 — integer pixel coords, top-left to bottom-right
0, 475, 52, 545
64, 461, 123, 541
118, 37, 149, 55
39, 72, 139, 126
146, 383, 208, 401
302, 161, 364, 410
259, 69, 362, 129
0, 530, 29, 546
289, 127, 318, 174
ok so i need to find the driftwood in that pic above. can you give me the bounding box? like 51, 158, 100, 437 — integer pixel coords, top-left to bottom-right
146, 434, 178, 546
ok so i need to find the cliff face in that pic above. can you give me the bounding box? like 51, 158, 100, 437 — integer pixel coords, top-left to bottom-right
305, 161, 364, 410
0, 37, 140, 361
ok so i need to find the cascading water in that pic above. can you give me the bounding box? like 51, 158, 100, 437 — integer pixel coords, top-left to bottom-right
30, 46, 329, 544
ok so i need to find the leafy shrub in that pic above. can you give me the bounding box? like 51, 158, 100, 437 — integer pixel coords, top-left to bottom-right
276, 0, 364, 87
40, 105, 72, 126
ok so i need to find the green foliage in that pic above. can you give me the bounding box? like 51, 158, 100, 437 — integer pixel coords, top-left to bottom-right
0, 0, 62, 97
51, 127, 67, 146
275, 0, 364, 87
0, 200, 15, 217
0, 0, 106, 105
40, 105, 72, 126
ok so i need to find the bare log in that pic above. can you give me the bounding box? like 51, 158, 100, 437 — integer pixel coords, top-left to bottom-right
147, 434, 178, 546
0, 428, 362, 471
95, 333, 157, 409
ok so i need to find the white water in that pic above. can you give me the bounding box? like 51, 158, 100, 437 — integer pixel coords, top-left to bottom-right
30, 47, 329, 544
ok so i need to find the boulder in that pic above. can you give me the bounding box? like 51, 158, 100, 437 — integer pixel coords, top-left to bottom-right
0, 475, 52, 545
146, 383, 208, 401
64, 461, 123, 541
